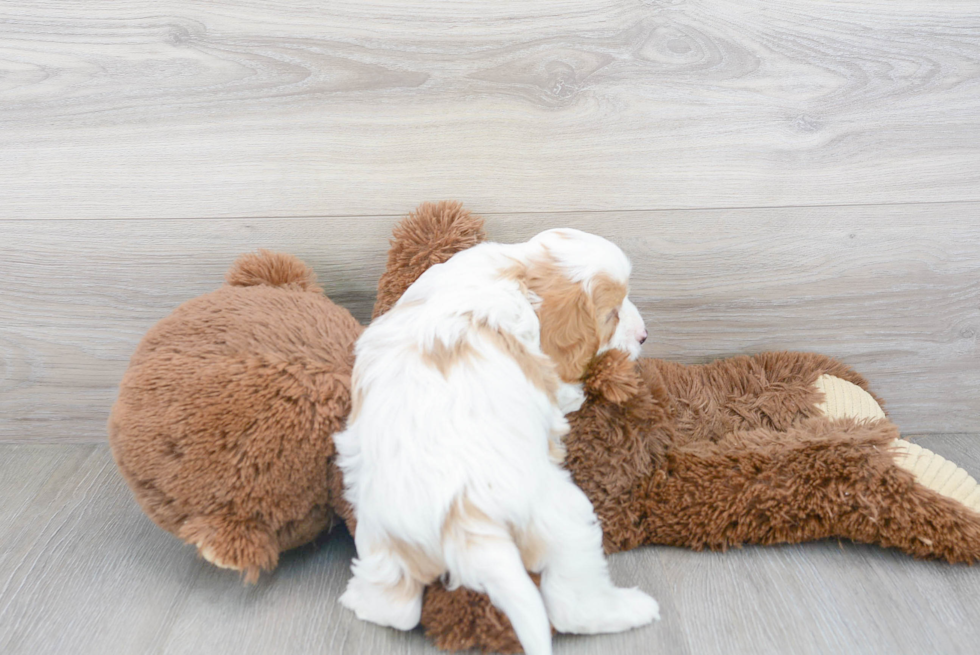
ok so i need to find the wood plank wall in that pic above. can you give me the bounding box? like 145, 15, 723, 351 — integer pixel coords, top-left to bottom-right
1, 1, 978, 441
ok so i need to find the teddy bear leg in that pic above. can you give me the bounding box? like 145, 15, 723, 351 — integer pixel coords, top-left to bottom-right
533, 471, 659, 635
420, 581, 527, 654
177, 514, 278, 584
814, 374, 980, 513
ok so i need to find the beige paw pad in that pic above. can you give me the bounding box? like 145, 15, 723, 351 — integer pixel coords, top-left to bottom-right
813, 376, 980, 513
813, 375, 886, 421
891, 439, 980, 513
197, 542, 238, 571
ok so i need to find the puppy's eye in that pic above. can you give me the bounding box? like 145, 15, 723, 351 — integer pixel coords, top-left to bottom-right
607, 308, 619, 322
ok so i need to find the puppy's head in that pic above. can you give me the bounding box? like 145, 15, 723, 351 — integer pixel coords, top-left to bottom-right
518, 229, 646, 383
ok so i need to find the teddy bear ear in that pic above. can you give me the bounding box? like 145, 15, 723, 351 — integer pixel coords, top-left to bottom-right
372, 201, 486, 319
583, 350, 643, 404
225, 250, 322, 293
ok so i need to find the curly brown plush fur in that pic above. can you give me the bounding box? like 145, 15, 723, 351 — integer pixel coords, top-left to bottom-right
109, 251, 362, 582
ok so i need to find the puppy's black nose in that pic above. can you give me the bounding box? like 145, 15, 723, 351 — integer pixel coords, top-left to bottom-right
639, 329, 648, 345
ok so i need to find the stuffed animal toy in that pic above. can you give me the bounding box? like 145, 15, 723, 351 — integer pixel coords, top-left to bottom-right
109, 202, 980, 653
108, 203, 485, 583
108, 251, 361, 582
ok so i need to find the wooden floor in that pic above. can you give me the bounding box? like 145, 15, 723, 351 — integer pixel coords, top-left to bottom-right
2, 1, 979, 653
2, 436, 979, 655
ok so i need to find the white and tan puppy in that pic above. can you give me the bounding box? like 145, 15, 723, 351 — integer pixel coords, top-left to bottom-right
335, 229, 658, 655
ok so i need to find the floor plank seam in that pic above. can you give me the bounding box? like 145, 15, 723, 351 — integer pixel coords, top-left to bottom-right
3, 198, 979, 223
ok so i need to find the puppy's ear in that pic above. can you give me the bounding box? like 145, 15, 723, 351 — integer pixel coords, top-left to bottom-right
373, 201, 486, 319
527, 260, 599, 382
590, 275, 627, 344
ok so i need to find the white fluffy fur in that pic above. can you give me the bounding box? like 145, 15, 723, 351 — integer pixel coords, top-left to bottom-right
335, 229, 658, 655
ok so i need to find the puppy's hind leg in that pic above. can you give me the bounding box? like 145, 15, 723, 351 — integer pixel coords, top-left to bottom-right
340, 531, 430, 631
444, 517, 553, 655
534, 469, 660, 635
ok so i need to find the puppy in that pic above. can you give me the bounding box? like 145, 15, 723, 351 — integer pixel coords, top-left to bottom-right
335, 229, 658, 655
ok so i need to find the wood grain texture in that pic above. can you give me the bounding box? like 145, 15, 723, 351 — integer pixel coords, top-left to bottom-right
1, 438, 978, 655
1, 0, 979, 218
2, 203, 979, 442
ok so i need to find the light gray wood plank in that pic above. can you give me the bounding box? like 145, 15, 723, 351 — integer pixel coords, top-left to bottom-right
2, 204, 979, 442
2, 439, 979, 654
1, 0, 979, 218
646, 540, 980, 655
0, 216, 395, 442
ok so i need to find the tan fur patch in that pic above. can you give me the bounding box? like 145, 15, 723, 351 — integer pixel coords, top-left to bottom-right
441, 495, 496, 544
348, 369, 364, 423
591, 274, 627, 345
524, 257, 610, 382
498, 261, 530, 297
512, 525, 548, 572
389, 574, 425, 602
442, 497, 549, 574
421, 338, 479, 378
548, 438, 567, 464
391, 298, 424, 312
474, 321, 560, 404
385, 537, 444, 593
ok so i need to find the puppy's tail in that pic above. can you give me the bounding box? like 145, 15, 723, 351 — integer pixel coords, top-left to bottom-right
225, 250, 322, 293
444, 520, 552, 655
373, 201, 486, 319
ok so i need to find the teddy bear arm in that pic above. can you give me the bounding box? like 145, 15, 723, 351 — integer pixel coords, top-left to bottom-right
372, 201, 487, 319
636, 417, 905, 550
647, 353, 883, 444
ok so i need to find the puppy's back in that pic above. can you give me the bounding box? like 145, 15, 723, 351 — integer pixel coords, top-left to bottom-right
339, 241, 562, 537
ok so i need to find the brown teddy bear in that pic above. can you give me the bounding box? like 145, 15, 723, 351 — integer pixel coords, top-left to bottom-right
108, 251, 360, 582
109, 201, 980, 653
108, 203, 486, 583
